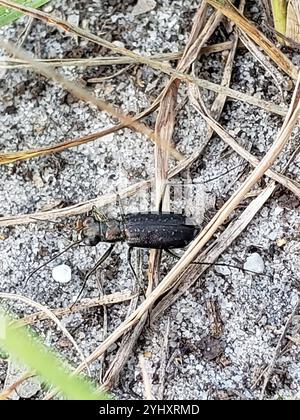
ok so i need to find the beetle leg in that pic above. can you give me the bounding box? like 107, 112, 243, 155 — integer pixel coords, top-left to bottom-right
71, 244, 115, 307
127, 246, 146, 298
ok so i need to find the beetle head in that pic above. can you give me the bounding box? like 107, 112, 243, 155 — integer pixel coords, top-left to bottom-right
80, 217, 106, 246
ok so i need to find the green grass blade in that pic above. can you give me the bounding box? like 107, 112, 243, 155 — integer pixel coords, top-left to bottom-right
0, 309, 110, 400
0, 0, 50, 27
271, 0, 287, 42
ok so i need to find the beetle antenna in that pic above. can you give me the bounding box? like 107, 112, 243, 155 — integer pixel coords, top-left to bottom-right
203, 163, 246, 183
25, 240, 82, 286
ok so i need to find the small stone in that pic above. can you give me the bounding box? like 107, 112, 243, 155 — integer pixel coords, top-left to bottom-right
43, 4, 53, 12
78, 332, 85, 340
276, 238, 287, 247
67, 13, 79, 27
244, 253, 265, 274
52, 264, 72, 284
132, 0, 156, 16
274, 206, 283, 216
268, 230, 278, 241
214, 265, 231, 276
112, 40, 125, 49
32, 172, 44, 188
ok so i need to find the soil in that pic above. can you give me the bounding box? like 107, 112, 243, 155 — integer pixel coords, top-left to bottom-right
0, 0, 299, 400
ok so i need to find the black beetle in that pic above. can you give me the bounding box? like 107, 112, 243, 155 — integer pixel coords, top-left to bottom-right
81, 211, 200, 249
77, 208, 201, 296
26, 207, 200, 293
26, 206, 264, 300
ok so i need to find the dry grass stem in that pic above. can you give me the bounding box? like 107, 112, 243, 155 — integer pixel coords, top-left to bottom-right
15, 291, 136, 327
0, 42, 235, 69
0, 372, 34, 400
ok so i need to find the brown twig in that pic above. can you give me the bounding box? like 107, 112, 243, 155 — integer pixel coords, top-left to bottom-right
0, 371, 35, 400
0, 39, 183, 162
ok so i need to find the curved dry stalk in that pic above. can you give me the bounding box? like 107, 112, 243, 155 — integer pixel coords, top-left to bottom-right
0, 1, 288, 116
0, 292, 90, 375
0, 125, 124, 165
139, 354, 153, 400
0, 82, 164, 165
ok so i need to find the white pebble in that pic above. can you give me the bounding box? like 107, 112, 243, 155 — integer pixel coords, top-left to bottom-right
132, 0, 156, 16
244, 253, 265, 274
52, 264, 72, 284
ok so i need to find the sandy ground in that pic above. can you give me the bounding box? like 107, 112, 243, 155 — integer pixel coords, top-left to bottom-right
0, 0, 300, 400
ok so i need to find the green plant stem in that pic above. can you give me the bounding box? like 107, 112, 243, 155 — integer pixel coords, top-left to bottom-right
271, 0, 287, 42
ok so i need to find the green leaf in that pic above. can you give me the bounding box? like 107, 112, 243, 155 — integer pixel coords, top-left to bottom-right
0, 1, 51, 28
0, 309, 110, 400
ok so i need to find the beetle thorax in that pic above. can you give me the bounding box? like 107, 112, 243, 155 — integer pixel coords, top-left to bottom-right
104, 221, 124, 242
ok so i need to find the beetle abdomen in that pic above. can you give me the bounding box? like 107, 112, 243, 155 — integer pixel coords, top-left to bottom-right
124, 213, 199, 249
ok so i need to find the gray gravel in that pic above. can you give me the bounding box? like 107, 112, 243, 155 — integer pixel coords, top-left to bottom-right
0, 0, 300, 400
